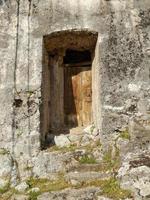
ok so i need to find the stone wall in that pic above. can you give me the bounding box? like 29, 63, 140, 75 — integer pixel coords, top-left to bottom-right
0, 0, 149, 195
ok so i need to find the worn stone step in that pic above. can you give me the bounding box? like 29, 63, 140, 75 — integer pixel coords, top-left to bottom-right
37, 186, 100, 200
67, 163, 105, 172
11, 194, 28, 200
65, 171, 111, 185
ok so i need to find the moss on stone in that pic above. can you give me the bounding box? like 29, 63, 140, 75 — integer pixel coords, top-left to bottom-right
0, 190, 14, 200
83, 140, 102, 152
48, 144, 77, 153
102, 146, 120, 172
28, 191, 41, 200
120, 130, 131, 140
24, 166, 33, 171
0, 182, 10, 194
84, 178, 132, 200
27, 177, 70, 193
90, 124, 95, 133
0, 148, 10, 155
79, 154, 97, 164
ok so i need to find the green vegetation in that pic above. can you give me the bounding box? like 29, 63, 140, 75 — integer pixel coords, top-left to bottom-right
24, 166, 33, 171
0, 130, 132, 200
120, 130, 131, 140
48, 144, 77, 153
90, 124, 95, 133
28, 191, 41, 200
85, 178, 132, 200
26, 91, 34, 96
0, 190, 15, 200
100, 178, 132, 199
0, 148, 10, 155
26, 177, 71, 199
0, 177, 132, 200
79, 154, 97, 164
102, 146, 120, 172
27, 177, 70, 193
0, 183, 10, 194
16, 131, 23, 138
94, 139, 102, 147
83, 140, 101, 152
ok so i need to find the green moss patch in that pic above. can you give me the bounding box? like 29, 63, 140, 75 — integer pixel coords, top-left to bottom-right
0, 183, 10, 194
79, 154, 97, 164
120, 130, 131, 140
28, 191, 41, 200
102, 146, 120, 172
27, 177, 70, 193
0, 148, 10, 155
84, 178, 132, 200
48, 144, 77, 153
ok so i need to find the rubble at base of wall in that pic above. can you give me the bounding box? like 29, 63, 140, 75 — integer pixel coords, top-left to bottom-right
0, 120, 150, 200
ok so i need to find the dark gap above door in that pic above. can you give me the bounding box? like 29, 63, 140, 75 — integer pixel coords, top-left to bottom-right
64, 49, 91, 65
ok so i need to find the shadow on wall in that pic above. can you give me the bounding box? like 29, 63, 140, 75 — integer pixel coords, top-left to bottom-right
64, 68, 78, 128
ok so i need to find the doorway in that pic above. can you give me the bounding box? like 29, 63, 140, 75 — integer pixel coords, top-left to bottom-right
41, 30, 98, 148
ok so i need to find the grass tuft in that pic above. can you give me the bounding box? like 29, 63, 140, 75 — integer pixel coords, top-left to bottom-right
27, 177, 70, 193
102, 146, 120, 172
0, 183, 10, 194
28, 191, 41, 200
120, 130, 131, 140
48, 144, 77, 153
79, 154, 97, 164
85, 178, 132, 200
0, 148, 10, 155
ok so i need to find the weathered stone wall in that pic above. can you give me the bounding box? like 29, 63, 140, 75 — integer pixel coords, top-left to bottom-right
0, 0, 149, 195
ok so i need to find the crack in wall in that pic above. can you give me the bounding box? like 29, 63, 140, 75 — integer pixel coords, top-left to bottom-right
27, 0, 32, 157
12, 0, 20, 155
10, 0, 20, 186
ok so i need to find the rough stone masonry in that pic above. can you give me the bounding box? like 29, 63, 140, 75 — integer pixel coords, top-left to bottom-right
0, 0, 150, 199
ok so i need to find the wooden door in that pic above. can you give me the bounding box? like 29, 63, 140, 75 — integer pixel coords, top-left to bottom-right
64, 65, 92, 127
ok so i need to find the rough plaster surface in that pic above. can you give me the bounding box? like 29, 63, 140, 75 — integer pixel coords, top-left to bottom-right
0, 0, 150, 198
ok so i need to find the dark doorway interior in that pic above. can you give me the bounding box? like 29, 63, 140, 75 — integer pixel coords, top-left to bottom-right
64, 49, 91, 64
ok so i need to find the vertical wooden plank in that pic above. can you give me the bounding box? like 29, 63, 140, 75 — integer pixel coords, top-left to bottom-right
72, 68, 82, 126
64, 67, 81, 127
41, 50, 51, 140
81, 68, 92, 126
50, 53, 64, 130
